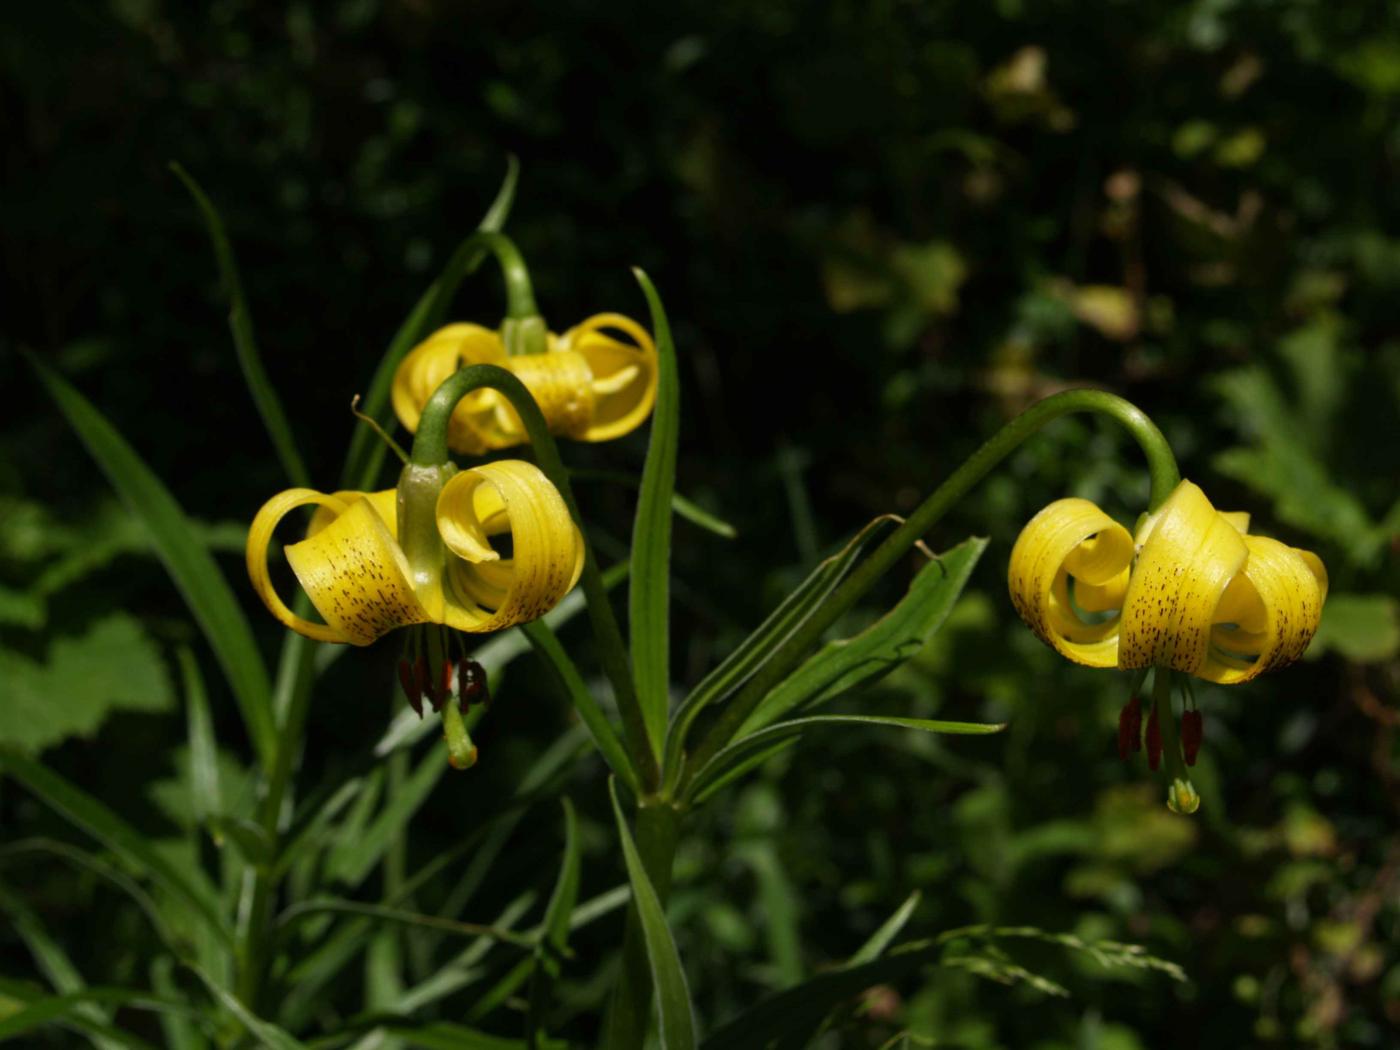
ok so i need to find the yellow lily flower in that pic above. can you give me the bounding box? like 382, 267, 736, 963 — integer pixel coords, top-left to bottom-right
391, 315, 658, 455
247, 460, 584, 646
1008, 479, 1327, 810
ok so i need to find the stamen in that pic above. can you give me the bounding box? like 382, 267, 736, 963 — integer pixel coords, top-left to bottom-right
1117, 696, 1142, 761
590, 364, 640, 396
398, 658, 423, 718
458, 657, 490, 711
1146, 704, 1163, 771
350, 394, 409, 465
1181, 710, 1203, 766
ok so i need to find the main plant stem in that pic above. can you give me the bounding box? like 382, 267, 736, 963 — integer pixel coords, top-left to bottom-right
412, 364, 659, 789
685, 389, 1179, 795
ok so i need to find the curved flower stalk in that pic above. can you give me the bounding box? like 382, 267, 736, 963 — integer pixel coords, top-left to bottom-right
1009, 478, 1327, 811
391, 315, 658, 455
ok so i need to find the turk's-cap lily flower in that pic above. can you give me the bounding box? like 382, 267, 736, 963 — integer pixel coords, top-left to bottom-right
391, 316, 658, 455
1008, 479, 1327, 811
247, 460, 584, 645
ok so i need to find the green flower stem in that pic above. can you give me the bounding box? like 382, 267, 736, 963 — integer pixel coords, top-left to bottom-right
685, 389, 1180, 782
411, 364, 659, 790
466, 231, 539, 321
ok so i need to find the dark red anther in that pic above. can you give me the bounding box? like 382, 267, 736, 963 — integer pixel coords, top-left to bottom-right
1117, 696, 1143, 761
1146, 705, 1163, 771
399, 658, 423, 718
1181, 710, 1203, 766
430, 659, 454, 712
458, 658, 489, 709
414, 655, 429, 706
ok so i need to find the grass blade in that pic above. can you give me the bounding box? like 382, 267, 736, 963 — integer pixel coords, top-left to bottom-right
688, 715, 1005, 806
30, 357, 277, 771
325, 744, 447, 888
170, 163, 310, 488
525, 799, 581, 1048
341, 156, 518, 490
609, 779, 697, 1050
0, 747, 231, 943
629, 269, 681, 755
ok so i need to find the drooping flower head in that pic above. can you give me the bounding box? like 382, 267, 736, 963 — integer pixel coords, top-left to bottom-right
391, 315, 657, 455
1008, 479, 1327, 810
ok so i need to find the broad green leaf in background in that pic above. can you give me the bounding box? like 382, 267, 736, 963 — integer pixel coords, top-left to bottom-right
1212, 363, 1395, 566
341, 156, 519, 491
0, 748, 231, 944
0, 615, 173, 753
1310, 593, 1400, 662
689, 715, 1005, 806
29, 358, 278, 771
171, 163, 310, 489
629, 268, 682, 754
739, 536, 989, 734
609, 779, 697, 1050
663, 515, 902, 787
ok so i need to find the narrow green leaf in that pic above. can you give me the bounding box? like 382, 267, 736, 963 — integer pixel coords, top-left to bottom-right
341, 156, 519, 491
0, 747, 231, 943
609, 779, 697, 1050
206, 816, 272, 867
189, 965, 308, 1050
346, 1020, 528, 1050
700, 942, 943, 1050
629, 269, 681, 754
177, 647, 221, 825
170, 163, 310, 488
150, 956, 202, 1050
0, 984, 197, 1047
326, 745, 447, 888
740, 536, 989, 735
664, 516, 900, 786
522, 621, 638, 793
276, 899, 535, 949
0, 839, 182, 955
689, 715, 1005, 806
525, 799, 581, 1048
29, 357, 277, 771
849, 891, 922, 966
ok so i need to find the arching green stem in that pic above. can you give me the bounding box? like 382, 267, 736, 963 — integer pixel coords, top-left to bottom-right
409, 364, 659, 789
683, 389, 1180, 782
454, 231, 548, 356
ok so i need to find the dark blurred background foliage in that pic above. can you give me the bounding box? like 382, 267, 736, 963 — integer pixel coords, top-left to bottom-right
2, 0, 1398, 1046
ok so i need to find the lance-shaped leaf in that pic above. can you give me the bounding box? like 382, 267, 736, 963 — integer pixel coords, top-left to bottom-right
0, 746, 231, 944
663, 516, 900, 785
609, 780, 697, 1050
171, 163, 310, 489
739, 536, 988, 735
688, 714, 1004, 806
629, 269, 681, 754
525, 799, 581, 1048
30, 357, 277, 772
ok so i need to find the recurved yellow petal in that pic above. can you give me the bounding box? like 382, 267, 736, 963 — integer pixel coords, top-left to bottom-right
435, 460, 585, 633
306, 489, 399, 540
1118, 481, 1248, 674
474, 351, 596, 449
392, 324, 508, 455
248, 489, 427, 645
1201, 535, 1327, 683
561, 313, 659, 441
1008, 497, 1135, 667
